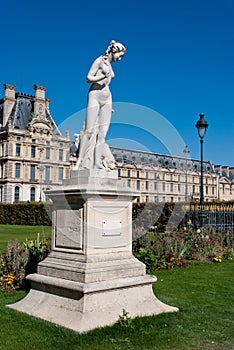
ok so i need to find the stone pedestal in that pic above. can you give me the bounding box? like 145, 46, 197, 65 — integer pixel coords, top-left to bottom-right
9, 169, 178, 333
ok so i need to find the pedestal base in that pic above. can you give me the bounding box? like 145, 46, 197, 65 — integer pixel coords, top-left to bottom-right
8, 169, 178, 333
9, 273, 178, 333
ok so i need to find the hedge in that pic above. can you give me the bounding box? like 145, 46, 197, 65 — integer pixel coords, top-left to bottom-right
0, 203, 52, 226
132, 202, 178, 232
0, 200, 232, 228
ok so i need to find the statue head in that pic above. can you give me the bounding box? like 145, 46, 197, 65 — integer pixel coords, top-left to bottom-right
106, 40, 126, 62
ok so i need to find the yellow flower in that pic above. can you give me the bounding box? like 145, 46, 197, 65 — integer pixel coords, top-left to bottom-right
2, 273, 16, 284
213, 256, 222, 263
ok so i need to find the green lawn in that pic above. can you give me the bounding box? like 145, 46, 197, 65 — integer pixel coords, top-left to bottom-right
0, 224, 52, 253
0, 260, 233, 350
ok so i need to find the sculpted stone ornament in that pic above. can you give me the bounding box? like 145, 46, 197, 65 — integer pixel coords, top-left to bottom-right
74, 40, 126, 170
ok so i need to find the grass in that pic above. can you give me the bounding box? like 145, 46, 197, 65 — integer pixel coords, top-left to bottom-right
0, 224, 52, 253
0, 260, 233, 350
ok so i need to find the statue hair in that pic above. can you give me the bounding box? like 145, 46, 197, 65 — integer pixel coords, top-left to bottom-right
105, 40, 126, 56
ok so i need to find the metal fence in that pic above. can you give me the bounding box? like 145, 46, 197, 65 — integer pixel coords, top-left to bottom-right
183, 203, 234, 233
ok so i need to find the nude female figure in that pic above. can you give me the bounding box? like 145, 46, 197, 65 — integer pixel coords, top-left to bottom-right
75, 40, 126, 170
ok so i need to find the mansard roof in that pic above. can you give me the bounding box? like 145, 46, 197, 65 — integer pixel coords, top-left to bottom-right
111, 147, 215, 174
214, 165, 234, 182
0, 89, 61, 135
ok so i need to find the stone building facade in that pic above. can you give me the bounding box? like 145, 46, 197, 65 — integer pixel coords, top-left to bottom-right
214, 165, 234, 201
0, 84, 233, 203
111, 147, 219, 203
0, 84, 71, 203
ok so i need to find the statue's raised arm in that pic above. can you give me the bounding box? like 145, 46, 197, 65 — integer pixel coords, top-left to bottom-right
74, 40, 126, 170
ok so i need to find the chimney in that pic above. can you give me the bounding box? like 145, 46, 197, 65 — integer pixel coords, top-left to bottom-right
3, 84, 16, 127
33, 84, 46, 117
65, 129, 70, 139
229, 167, 234, 177
223, 166, 230, 178
214, 165, 222, 176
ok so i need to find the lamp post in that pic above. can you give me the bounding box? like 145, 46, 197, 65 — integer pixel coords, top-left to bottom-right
183, 145, 190, 202
195, 113, 208, 227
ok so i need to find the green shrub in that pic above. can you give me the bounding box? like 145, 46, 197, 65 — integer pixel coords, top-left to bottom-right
0, 240, 28, 290
133, 232, 187, 272
133, 228, 233, 271
0, 236, 51, 291
23, 236, 51, 276
0, 203, 52, 226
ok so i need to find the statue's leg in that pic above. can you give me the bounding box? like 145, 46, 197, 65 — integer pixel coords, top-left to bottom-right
75, 97, 99, 169
94, 102, 112, 168
96, 102, 112, 145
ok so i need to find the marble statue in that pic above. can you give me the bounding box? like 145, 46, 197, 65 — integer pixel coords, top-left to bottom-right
74, 40, 126, 170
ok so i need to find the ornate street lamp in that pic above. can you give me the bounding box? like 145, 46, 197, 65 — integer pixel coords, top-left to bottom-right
183, 145, 190, 202
195, 113, 208, 227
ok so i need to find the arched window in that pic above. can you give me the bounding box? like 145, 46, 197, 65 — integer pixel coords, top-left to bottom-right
30, 187, 36, 202
14, 186, 20, 202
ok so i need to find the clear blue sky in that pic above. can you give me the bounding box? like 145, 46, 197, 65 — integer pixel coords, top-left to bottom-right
1, 0, 233, 166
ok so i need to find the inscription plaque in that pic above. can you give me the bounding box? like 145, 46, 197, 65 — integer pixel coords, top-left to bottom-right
102, 221, 122, 236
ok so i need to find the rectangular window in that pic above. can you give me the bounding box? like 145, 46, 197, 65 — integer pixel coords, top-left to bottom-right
58, 167, 63, 181
170, 174, 173, 181
30, 165, 35, 180
59, 149, 63, 161
127, 179, 131, 187
178, 174, 180, 182
206, 186, 208, 195
127, 169, 131, 178
16, 143, 21, 156
31, 145, 36, 158
137, 170, 140, 178
154, 182, 157, 191
178, 184, 181, 192
212, 187, 215, 196
137, 180, 140, 190
154, 196, 158, 202
146, 171, 148, 179
14, 187, 20, 202
146, 181, 148, 191
162, 182, 165, 192
162, 196, 166, 202
15, 163, 21, 178
170, 183, 173, 192
30, 187, 36, 202
46, 147, 50, 160
118, 168, 121, 177
45, 166, 50, 181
